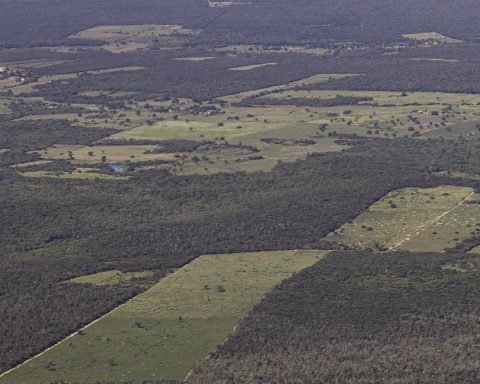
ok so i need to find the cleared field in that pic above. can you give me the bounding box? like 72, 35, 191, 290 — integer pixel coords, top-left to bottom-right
410, 57, 460, 63
0, 250, 327, 383
176, 137, 344, 175
258, 90, 480, 138
68, 270, 154, 286
228, 62, 277, 71
11, 160, 52, 168
6, 73, 79, 95
261, 89, 480, 106
401, 32, 462, 44
173, 57, 217, 62
86, 66, 145, 75
107, 104, 347, 174
65, 145, 177, 163
0, 100, 10, 114
71, 25, 200, 41
21, 168, 128, 180
397, 192, 480, 252
327, 186, 474, 251
471, 246, 480, 254
0, 59, 67, 69
218, 73, 358, 103
216, 45, 329, 56
37, 144, 84, 158
69, 24, 200, 52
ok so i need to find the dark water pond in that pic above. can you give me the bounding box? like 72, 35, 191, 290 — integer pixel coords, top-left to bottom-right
111, 164, 123, 173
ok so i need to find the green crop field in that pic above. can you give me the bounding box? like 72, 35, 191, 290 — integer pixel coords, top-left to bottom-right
0, 250, 327, 384
327, 186, 474, 251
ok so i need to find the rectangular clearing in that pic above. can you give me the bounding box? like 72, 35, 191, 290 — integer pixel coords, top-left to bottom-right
327, 186, 474, 251
0, 250, 327, 384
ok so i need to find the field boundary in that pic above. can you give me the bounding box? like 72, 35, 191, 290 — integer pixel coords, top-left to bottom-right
0, 288, 150, 380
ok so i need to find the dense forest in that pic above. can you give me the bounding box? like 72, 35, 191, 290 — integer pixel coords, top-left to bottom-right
1, 0, 480, 48
0, 120, 117, 149
1, 136, 480, 371
5, 44, 478, 103
189, 250, 480, 383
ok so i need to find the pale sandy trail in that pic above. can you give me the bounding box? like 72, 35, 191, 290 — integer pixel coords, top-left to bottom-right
390, 190, 474, 251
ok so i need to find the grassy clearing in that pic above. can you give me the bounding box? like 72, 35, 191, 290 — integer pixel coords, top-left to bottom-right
173, 57, 217, 62
108, 104, 346, 174
0, 59, 67, 69
261, 89, 480, 106
216, 45, 329, 56
228, 63, 277, 71
71, 25, 200, 41
410, 58, 460, 63
1, 250, 327, 383
68, 270, 154, 286
65, 145, 177, 163
173, 137, 344, 175
111, 107, 306, 142
69, 24, 199, 52
208, 1, 249, 8
0, 100, 10, 114
11, 160, 52, 168
402, 32, 462, 44
218, 73, 357, 103
6, 73, 79, 95
327, 186, 474, 251
15, 113, 82, 122
86, 66, 145, 75
37, 144, 84, 158
397, 192, 480, 252
21, 168, 128, 180
256, 89, 480, 139
102, 42, 149, 53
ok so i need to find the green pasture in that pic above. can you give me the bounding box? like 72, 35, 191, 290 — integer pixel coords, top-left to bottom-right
327, 186, 473, 251
68, 270, 154, 286
1, 250, 327, 384
398, 192, 480, 252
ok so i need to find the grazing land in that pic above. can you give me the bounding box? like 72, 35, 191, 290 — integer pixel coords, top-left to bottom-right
1, 250, 327, 383
327, 186, 475, 251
